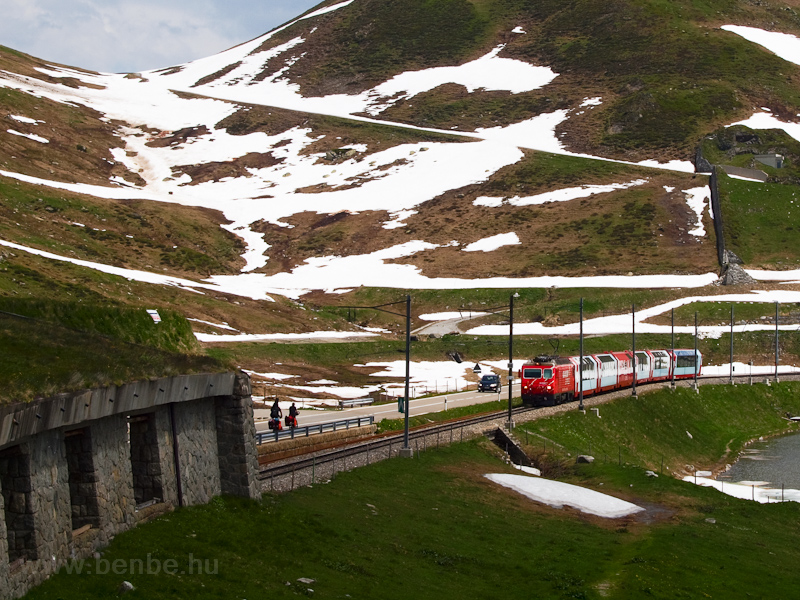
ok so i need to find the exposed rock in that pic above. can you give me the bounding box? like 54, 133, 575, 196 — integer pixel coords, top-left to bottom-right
576, 455, 595, 464
720, 263, 755, 286
694, 146, 713, 174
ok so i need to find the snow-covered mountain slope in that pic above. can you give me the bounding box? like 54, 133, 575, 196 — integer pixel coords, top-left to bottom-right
3, 0, 800, 301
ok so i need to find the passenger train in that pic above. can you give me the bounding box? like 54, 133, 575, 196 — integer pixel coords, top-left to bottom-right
519, 349, 702, 407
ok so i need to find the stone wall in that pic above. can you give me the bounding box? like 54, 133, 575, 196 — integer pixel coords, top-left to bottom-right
0, 371, 259, 600
174, 398, 221, 506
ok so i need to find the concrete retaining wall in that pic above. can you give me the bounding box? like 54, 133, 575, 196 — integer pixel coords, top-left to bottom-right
0, 371, 260, 599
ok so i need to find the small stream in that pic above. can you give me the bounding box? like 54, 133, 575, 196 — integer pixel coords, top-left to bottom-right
717, 431, 800, 489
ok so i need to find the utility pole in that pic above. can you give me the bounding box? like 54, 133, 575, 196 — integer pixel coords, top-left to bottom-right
632, 303, 637, 397
336, 297, 414, 456
694, 312, 699, 390
402, 294, 412, 455
579, 298, 584, 411
507, 293, 515, 429
730, 305, 734, 385
671, 307, 675, 388
775, 301, 780, 383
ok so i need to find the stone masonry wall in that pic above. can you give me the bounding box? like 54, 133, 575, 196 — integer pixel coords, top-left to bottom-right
64, 429, 101, 530
129, 414, 164, 505
2, 431, 72, 598
215, 373, 259, 499
0, 372, 255, 600
174, 398, 222, 507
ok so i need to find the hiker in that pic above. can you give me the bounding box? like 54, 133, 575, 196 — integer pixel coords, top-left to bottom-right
269, 399, 283, 430
287, 402, 299, 427
270, 399, 282, 419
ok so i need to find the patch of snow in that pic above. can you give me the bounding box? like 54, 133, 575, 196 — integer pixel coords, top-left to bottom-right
729, 111, 800, 144
686, 475, 800, 504
501, 179, 649, 207
361, 45, 557, 116
485, 474, 645, 518
359, 360, 479, 393
9, 115, 43, 124
302, 0, 357, 20
684, 186, 711, 237
309, 379, 338, 385
512, 26, 526, 34
513, 464, 541, 476
473, 196, 505, 207
356, 325, 392, 333
7, 130, 49, 143
187, 318, 239, 331
0, 237, 278, 301
462, 232, 521, 252
194, 331, 379, 342
636, 159, 696, 173
382, 209, 418, 230
580, 97, 603, 107
273, 383, 382, 399
727, 174, 765, 182
419, 311, 489, 321
467, 290, 800, 338
722, 25, 800, 66
244, 370, 296, 381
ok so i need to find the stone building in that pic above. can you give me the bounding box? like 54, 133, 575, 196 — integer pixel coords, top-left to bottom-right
0, 371, 259, 599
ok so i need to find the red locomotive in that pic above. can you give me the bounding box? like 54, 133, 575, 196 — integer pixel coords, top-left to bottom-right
520, 349, 701, 407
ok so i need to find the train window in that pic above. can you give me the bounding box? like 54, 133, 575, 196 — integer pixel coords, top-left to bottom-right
654, 353, 669, 370
544, 369, 553, 379
523, 368, 542, 378
581, 358, 594, 373
677, 355, 697, 368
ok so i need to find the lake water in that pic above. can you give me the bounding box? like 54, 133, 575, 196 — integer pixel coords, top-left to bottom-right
718, 431, 800, 489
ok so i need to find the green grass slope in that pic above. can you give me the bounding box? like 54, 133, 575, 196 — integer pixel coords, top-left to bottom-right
0, 305, 226, 403
717, 170, 800, 268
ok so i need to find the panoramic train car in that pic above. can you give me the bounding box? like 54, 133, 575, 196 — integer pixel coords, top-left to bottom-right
671, 349, 703, 379
520, 349, 702, 407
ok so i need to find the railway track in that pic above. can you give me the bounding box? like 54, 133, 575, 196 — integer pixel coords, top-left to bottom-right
258, 404, 538, 481
256, 372, 800, 491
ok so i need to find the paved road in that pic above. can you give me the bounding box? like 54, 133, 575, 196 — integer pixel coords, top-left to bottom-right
254, 382, 521, 432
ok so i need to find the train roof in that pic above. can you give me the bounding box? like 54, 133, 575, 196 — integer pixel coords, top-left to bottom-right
526, 355, 572, 365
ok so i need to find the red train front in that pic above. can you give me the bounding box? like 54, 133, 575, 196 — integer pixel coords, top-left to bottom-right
519, 356, 575, 406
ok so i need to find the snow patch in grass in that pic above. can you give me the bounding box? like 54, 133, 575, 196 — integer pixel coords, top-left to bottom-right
7, 129, 49, 143
722, 25, 800, 66
684, 186, 711, 237
194, 331, 379, 342
485, 474, 645, 518
729, 111, 800, 144
419, 311, 489, 321
462, 232, 520, 252
10, 115, 43, 124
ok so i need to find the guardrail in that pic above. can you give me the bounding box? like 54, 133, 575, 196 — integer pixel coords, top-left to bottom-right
339, 398, 374, 409
256, 416, 375, 444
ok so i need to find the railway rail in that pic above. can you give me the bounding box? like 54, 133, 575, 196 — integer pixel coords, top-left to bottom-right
257, 372, 800, 493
